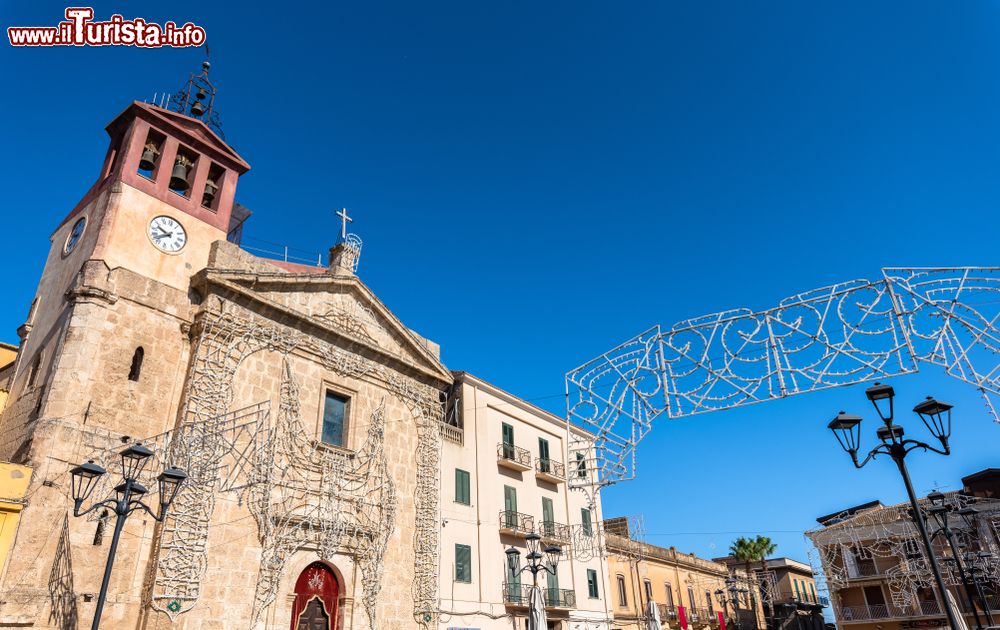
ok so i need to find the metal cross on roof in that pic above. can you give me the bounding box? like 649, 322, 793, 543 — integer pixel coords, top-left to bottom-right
336, 207, 353, 240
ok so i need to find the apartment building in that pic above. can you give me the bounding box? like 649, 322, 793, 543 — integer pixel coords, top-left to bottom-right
807, 468, 1000, 630
439, 372, 612, 630
604, 522, 730, 630
714, 556, 827, 630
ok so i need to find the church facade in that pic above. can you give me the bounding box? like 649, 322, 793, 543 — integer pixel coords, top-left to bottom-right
0, 73, 611, 630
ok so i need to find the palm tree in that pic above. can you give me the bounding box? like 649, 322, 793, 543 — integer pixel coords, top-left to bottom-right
729, 536, 777, 630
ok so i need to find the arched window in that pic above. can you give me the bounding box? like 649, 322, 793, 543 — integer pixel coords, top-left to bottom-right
617, 574, 628, 607
128, 347, 144, 382
27, 349, 42, 388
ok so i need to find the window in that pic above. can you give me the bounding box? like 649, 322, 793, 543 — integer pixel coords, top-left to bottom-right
576, 452, 587, 478
542, 497, 555, 535
794, 580, 801, 600
665, 583, 674, 607
617, 574, 628, 607
587, 569, 599, 598
503, 485, 517, 527
581, 508, 593, 536
501, 422, 514, 458
27, 349, 42, 388
321, 390, 349, 447
645, 580, 653, 602
538, 437, 550, 472
455, 544, 472, 583
706, 590, 714, 615
688, 587, 696, 610
128, 347, 144, 382
506, 549, 521, 592
809, 582, 817, 603
454, 469, 470, 505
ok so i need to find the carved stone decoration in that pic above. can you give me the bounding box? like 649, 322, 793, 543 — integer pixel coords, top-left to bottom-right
81, 297, 446, 629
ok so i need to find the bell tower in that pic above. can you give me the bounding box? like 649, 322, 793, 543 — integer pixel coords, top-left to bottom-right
2, 60, 251, 462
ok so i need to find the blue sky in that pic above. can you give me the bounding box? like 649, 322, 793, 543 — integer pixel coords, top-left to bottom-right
3, 1, 999, 577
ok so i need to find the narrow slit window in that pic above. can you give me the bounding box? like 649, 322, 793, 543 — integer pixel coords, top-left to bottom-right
27, 350, 42, 388
128, 347, 144, 382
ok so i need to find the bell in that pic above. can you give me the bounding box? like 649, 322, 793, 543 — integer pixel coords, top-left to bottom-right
169, 160, 190, 192
202, 178, 218, 206
190, 100, 206, 117
139, 146, 158, 171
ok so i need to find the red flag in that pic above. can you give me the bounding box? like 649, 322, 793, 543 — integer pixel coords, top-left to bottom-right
718, 611, 727, 630
679, 605, 688, 630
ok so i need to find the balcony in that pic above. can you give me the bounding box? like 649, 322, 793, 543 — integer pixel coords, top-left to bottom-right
502, 583, 577, 609
539, 520, 572, 544
498, 443, 532, 471
544, 588, 576, 609
688, 608, 715, 625
535, 457, 566, 483
499, 510, 535, 537
659, 604, 679, 621
845, 560, 885, 579
837, 601, 943, 623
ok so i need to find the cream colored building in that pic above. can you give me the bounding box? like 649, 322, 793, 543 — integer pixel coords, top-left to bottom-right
605, 528, 730, 630
438, 372, 613, 630
808, 469, 1000, 630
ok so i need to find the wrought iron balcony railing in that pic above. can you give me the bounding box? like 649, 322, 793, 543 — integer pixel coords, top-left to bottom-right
499, 510, 534, 535
503, 582, 529, 605
498, 443, 532, 469
544, 587, 576, 608
502, 583, 576, 609
539, 520, 572, 543
535, 457, 566, 480
659, 604, 678, 621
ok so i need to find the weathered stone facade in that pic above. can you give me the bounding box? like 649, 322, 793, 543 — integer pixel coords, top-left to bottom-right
0, 100, 451, 629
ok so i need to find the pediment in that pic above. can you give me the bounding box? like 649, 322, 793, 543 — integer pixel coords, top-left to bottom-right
200, 269, 451, 385
122, 102, 249, 172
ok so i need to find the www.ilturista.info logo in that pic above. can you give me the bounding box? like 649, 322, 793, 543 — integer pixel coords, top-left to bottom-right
8, 8, 206, 47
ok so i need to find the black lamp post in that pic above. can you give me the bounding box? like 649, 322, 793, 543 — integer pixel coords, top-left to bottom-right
926, 492, 987, 630
827, 382, 960, 630
717, 587, 737, 630
69, 443, 187, 630
505, 532, 562, 606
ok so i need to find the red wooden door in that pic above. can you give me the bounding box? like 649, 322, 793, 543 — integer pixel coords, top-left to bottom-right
290, 562, 339, 630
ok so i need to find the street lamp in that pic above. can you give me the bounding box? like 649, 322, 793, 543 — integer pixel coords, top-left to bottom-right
925, 492, 986, 630
826, 382, 960, 630
69, 443, 187, 630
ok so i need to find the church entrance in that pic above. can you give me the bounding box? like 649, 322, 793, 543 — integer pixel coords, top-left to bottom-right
290, 562, 339, 630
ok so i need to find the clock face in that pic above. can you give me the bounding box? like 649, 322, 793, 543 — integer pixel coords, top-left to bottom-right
63, 216, 87, 255
148, 215, 187, 253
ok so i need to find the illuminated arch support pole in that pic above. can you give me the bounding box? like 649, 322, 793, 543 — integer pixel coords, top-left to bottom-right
567, 267, 1000, 490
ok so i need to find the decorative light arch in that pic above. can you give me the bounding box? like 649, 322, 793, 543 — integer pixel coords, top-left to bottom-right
567, 267, 1000, 489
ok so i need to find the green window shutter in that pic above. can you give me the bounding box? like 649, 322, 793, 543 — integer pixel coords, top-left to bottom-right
809, 582, 817, 603
538, 438, 550, 472
794, 580, 801, 600
587, 569, 599, 598
455, 469, 470, 505
455, 544, 472, 583
504, 485, 517, 513
542, 497, 554, 525
581, 508, 593, 535
502, 422, 514, 445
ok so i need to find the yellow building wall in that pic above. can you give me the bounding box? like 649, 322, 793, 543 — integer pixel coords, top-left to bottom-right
0, 345, 16, 412
0, 462, 33, 580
